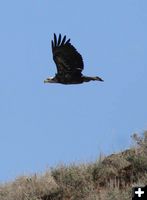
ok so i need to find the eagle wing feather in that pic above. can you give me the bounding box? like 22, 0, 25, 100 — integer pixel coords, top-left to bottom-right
51, 34, 84, 76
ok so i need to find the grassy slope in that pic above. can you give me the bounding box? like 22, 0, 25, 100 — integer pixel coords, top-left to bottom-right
0, 132, 147, 200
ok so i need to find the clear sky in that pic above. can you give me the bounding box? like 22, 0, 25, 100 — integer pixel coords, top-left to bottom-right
0, 0, 147, 182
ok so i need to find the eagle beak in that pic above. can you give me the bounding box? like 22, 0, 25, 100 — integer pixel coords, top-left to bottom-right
44, 79, 49, 83
44, 77, 56, 83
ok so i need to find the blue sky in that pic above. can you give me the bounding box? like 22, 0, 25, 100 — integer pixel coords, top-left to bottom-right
0, 0, 147, 182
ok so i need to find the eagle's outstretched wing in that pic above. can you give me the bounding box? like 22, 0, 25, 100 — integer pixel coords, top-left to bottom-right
51, 34, 84, 76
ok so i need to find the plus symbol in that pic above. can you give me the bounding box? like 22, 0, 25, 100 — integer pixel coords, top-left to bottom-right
135, 188, 144, 197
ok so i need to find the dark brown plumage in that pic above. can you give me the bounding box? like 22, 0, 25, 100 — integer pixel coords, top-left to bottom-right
44, 34, 103, 84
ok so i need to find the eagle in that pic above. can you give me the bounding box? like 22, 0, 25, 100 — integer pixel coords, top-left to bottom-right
44, 34, 104, 84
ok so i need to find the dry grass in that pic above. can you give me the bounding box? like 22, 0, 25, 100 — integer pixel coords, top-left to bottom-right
0, 172, 60, 200
0, 131, 147, 200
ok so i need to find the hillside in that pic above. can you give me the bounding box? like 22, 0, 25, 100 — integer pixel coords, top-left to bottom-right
0, 132, 147, 200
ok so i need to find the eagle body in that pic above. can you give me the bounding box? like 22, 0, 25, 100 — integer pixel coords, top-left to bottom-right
44, 34, 103, 84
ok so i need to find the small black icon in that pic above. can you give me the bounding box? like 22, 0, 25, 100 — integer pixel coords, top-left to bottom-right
132, 186, 147, 199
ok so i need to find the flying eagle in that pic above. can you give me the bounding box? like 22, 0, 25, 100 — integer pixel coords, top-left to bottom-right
44, 34, 103, 84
